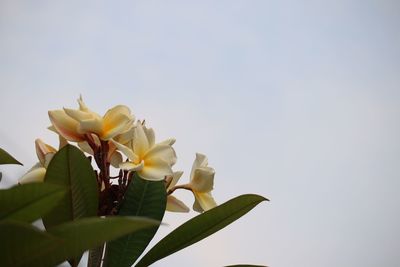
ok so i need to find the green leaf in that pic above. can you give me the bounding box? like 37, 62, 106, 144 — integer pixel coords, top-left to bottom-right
0, 220, 62, 267
0, 217, 160, 267
42, 144, 98, 266
135, 194, 268, 267
0, 183, 66, 223
0, 147, 22, 165
43, 144, 98, 228
104, 174, 167, 267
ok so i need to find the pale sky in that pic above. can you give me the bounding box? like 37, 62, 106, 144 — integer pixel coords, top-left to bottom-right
1, 1, 400, 266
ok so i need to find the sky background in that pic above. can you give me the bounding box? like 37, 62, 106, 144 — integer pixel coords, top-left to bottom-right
1, 1, 400, 266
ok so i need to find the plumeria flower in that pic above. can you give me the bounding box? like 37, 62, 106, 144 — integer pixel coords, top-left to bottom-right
188, 153, 217, 212
113, 121, 176, 181
19, 138, 64, 184
49, 96, 135, 142
77, 127, 134, 168
166, 171, 190, 213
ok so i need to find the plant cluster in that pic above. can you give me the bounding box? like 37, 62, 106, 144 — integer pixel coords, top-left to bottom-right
0, 97, 267, 267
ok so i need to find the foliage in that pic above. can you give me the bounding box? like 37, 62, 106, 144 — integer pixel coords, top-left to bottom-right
0, 97, 268, 266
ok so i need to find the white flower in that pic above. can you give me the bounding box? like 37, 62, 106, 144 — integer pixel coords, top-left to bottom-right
188, 153, 217, 212
19, 139, 60, 184
113, 122, 176, 181
49, 96, 134, 141
166, 171, 190, 213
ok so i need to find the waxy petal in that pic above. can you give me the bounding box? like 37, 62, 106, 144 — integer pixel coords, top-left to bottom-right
119, 161, 144, 171
143, 125, 155, 148
134, 123, 150, 157
144, 144, 177, 166
166, 195, 190, 213
168, 171, 183, 190
139, 158, 172, 181
158, 138, 176, 146
77, 141, 94, 155
114, 127, 135, 145
193, 192, 217, 212
19, 166, 46, 184
35, 139, 56, 166
77, 95, 89, 112
190, 153, 208, 179
189, 167, 215, 192
102, 105, 134, 140
109, 151, 123, 168
76, 117, 103, 135
64, 108, 95, 121
48, 110, 85, 142
111, 140, 138, 162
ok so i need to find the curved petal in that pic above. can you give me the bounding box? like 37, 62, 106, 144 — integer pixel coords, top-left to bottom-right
133, 123, 150, 157
109, 151, 123, 168
166, 195, 190, 213
190, 153, 208, 179
114, 127, 135, 145
119, 161, 144, 171
35, 139, 56, 166
19, 166, 46, 184
189, 167, 215, 192
58, 135, 68, 149
43, 153, 55, 168
77, 95, 89, 112
102, 105, 134, 140
159, 138, 176, 146
143, 125, 155, 148
193, 198, 203, 213
111, 140, 138, 162
168, 171, 183, 190
193, 192, 217, 212
77, 141, 94, 155
48, 110, 84, 142
64, 108, 95, 121
77, 117, 103, 135
144, 144, 177, 166
139, 158, 173, 181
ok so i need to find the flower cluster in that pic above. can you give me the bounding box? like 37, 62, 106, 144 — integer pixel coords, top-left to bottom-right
19, 96, 217, 214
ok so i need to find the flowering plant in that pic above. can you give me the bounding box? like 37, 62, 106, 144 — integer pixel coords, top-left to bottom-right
0, 97, 267, 267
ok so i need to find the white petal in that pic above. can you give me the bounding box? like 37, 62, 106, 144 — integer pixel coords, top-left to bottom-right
190, 153, 208, 179
19, 166, 46, 184
111, 140, 138, 162
166, 195, 190, 213
133, 123, 150, 157
115, 127, 135, 145
48, 110, 84, 142
64, 108, 94, 121
168, 171, 183, 190
43, 153, 55, 168
78, 141, 94, 155
58, 135, 68, 149
119, 161, 144, 171
110, 151, 123, 168
77, 95, 89, 112
159, 138, 176, 146
139, 158, 172, 181
193, 198, 203, 213
77, 117, 104, 135
143, 125, 155, 148
144, 144, 177, 166
102, 105, 134, 140
35, 139, 56, 166
193, 192, 217, 212
189, 167, 215, 192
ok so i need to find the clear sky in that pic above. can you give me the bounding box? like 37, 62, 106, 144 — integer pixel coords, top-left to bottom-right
1, 1, 400, 266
